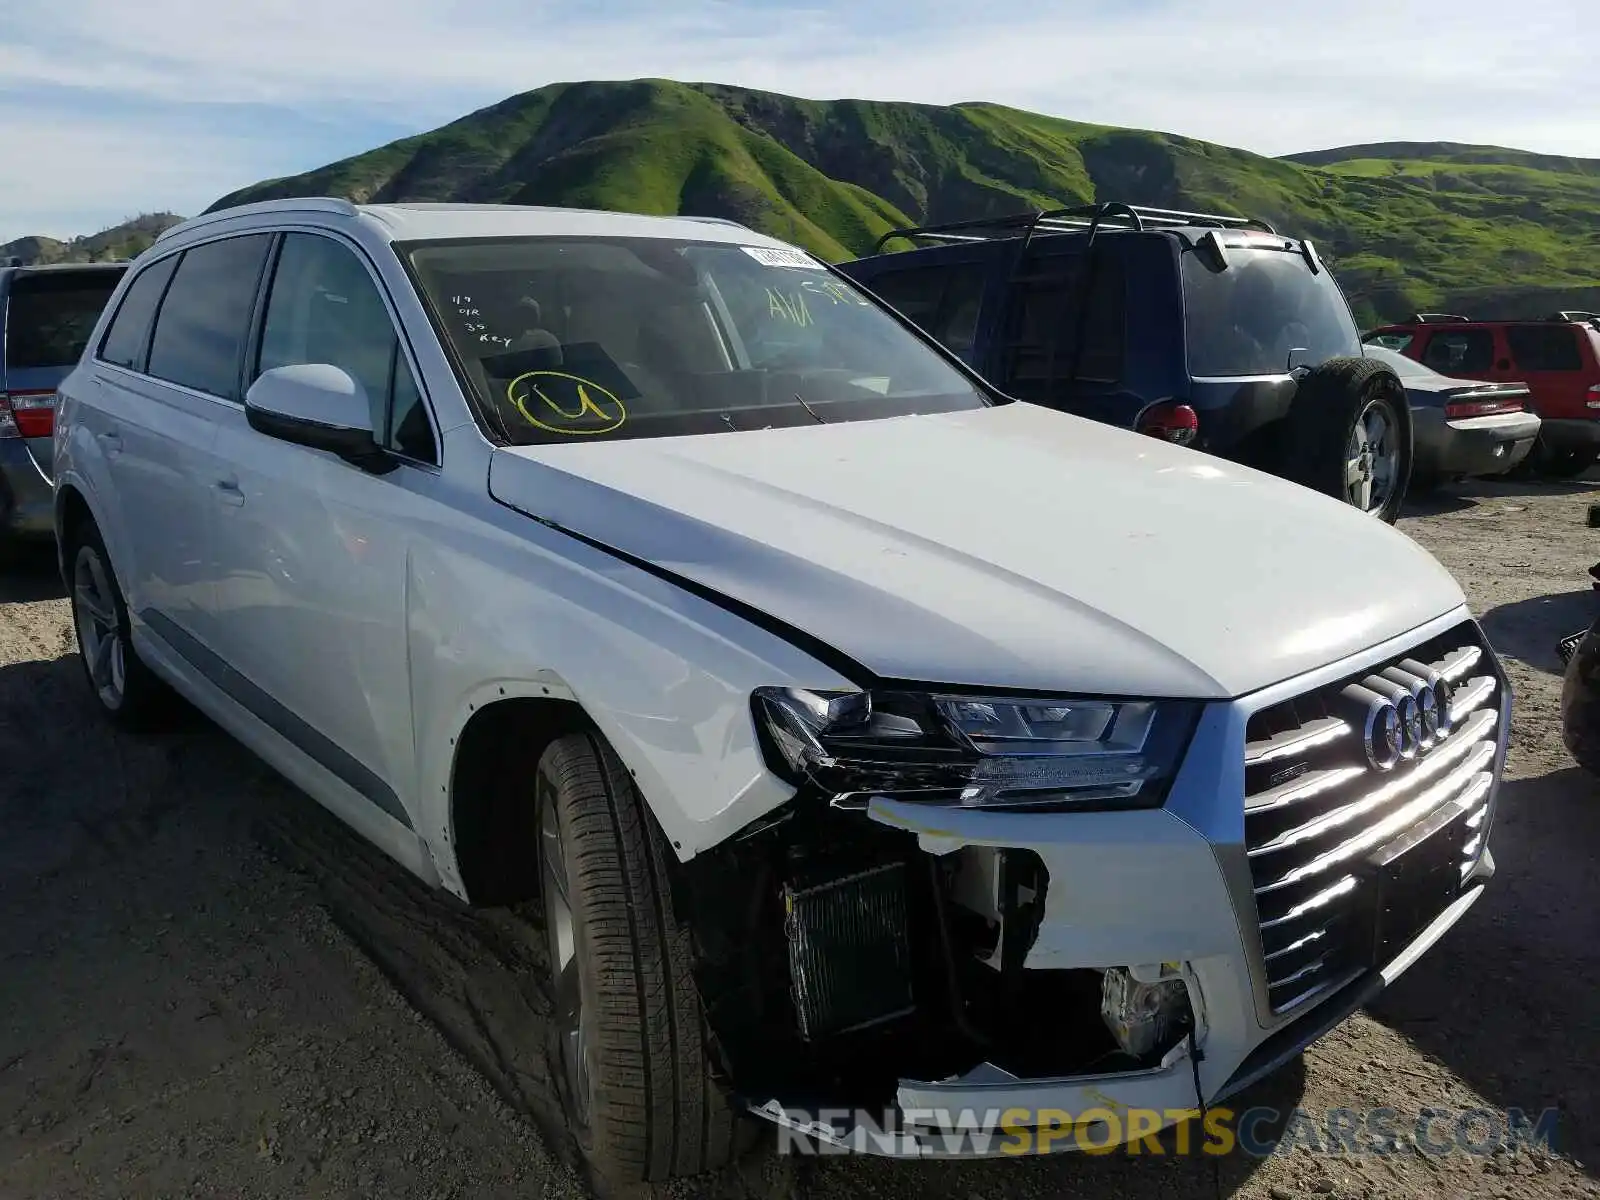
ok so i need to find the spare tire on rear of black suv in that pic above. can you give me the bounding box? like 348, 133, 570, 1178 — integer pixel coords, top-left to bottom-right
1281, 356, 1413, 524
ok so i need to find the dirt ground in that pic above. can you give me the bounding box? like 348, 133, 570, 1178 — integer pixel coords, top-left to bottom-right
3, 476, 1599, 1200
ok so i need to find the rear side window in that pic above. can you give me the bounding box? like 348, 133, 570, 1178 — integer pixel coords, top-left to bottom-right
1421, 329, 1495, 376
147, 234, 273, 399
1507, 325, 1582, 372
4, 271, 122, 370
866, 262, 988, 358
1001, 251, 1125, 399
99, 256, 179, 371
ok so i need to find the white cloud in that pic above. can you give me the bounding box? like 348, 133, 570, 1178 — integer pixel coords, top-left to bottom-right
0, 110, 279, 242
2, 0, 1595, 240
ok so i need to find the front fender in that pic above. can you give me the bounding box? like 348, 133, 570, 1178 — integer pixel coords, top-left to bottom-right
405, 499, 854, 896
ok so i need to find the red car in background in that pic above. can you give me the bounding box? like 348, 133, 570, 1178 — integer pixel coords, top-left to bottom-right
1364, 312, 1600, 477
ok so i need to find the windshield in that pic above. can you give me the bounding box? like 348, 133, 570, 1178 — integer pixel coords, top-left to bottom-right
402, 236, 989, 445
4, 270, 123, 370
1182, 247, 1361, 377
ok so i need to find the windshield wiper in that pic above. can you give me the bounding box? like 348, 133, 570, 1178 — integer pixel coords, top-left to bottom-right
793, 391, 826, 424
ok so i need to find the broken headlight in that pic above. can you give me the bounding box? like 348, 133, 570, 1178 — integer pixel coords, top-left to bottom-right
752, 687, 1199, 810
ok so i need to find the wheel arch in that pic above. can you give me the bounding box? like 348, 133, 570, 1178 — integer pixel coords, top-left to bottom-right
53, 481, 95, 582
445, 693, 594, 907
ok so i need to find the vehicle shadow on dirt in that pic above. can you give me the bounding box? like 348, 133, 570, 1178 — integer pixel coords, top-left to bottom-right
1366, 765, 1600, 1174
1480, 589, 1598, 675
0, 542, 64, 603
1404, 476, 1600, 519
242, 788, 588, 1178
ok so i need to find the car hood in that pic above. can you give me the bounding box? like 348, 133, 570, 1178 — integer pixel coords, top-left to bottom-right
487, 402, 1466, 699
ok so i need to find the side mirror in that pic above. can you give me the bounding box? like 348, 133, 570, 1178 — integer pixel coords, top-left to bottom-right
244, 364, 395, 474
1286, 346, 1314, 375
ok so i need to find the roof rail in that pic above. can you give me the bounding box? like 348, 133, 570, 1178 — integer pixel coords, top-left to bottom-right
1550, 310, 1600, 324
1409, 312, 1471, 323
680, 215, 748, 229
157, 196, 362, 243
872, 202, 1277, 255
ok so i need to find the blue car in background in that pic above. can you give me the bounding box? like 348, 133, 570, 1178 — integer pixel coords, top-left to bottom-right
838, 203, 1419, 522
0, 261, 127, 542
1360, 343, 1541, 493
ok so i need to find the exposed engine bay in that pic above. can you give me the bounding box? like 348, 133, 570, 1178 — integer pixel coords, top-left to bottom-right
671, 798, 1196, 1112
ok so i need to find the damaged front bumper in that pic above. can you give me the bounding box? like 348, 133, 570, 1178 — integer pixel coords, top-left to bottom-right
727, 610, 1507, 1158
749, 880, 1488, 1158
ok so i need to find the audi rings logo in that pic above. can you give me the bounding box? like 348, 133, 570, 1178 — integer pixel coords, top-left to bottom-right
1348, 669, 1456, 771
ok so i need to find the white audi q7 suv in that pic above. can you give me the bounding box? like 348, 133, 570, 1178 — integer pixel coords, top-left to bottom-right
52, 198, 1508, 1188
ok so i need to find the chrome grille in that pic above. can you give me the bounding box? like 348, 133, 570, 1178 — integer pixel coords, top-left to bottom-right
1243, 623, 1501, 1015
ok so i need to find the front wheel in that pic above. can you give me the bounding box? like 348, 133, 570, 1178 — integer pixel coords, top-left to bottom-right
1281, 357, 1413, 523
534, 733, 743, 1190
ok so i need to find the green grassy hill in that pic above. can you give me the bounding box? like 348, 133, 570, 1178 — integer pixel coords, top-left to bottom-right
206, 80, 1598, 325
1, 213, 184, 267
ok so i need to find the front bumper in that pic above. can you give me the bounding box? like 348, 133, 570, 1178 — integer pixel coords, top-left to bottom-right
749, 610, 1507, 1158
1413, 409, 1541, 478
0, 436, 54, 538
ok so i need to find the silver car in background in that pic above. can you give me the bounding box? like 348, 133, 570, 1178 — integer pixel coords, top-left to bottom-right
1362, 342, 1541, 493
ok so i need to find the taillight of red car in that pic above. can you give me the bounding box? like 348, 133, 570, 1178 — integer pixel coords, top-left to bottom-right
0, 389, 57, 438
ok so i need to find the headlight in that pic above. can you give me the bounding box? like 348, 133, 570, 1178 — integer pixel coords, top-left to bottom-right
752, 686, 1200, 811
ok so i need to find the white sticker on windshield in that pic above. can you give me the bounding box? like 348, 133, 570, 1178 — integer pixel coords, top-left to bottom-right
740, 245, 824, 270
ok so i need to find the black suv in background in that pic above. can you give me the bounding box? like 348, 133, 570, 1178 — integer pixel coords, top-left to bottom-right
0, 261, 127, 541
838, 203, 1412, 521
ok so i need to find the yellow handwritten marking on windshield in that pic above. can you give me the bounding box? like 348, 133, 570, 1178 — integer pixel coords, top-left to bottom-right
766, 287, 814, 326
801, 278, 871, 308
507, 371, 627, 435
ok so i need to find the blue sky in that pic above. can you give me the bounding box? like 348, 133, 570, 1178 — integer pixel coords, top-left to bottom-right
3, 0, 1595, 243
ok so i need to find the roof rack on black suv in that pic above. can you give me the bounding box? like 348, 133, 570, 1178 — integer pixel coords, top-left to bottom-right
873, 202, 1278, 254
1409, 313, 1472, 324
841, 200, 1414, 520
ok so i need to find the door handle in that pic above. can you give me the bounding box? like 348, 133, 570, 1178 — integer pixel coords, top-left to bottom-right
98, 430, 122, 455
214, 477, 245, 507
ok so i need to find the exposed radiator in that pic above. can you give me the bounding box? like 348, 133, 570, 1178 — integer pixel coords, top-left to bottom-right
783, 861, 916, 1040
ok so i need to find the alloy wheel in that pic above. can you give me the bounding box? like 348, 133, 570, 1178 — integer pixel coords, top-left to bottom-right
73, 545, 126, 710
1344, 397, 1400, 514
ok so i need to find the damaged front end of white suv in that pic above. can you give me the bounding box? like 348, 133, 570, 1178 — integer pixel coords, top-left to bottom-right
666, 615, 1507, 1158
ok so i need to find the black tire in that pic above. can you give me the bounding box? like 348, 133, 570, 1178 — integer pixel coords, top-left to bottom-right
1561, 619, 1600, 777
1281, 356, 1413, 523
64, 521, 174, 731
1539, 449, 1598, 480
534, 732, 742, 1191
